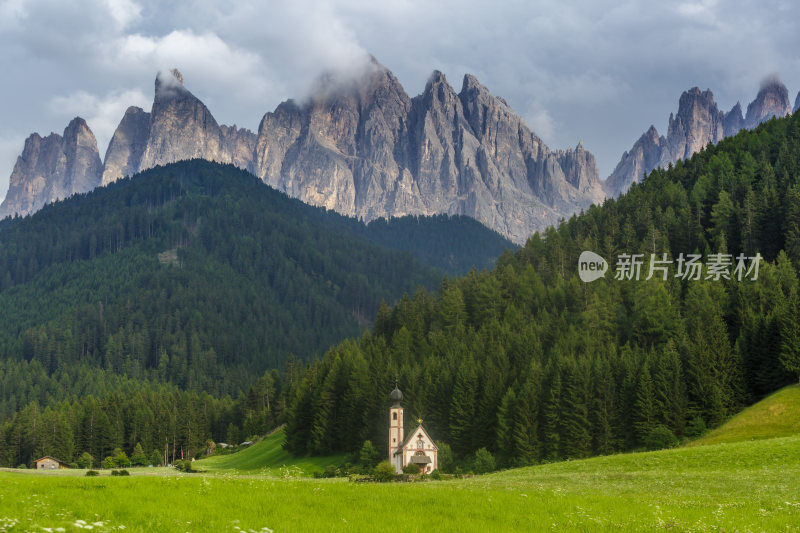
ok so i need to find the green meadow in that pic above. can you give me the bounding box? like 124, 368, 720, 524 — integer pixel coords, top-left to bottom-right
689, 384, 800, 447
1, 433, 799, 532
194, 429, 345, 475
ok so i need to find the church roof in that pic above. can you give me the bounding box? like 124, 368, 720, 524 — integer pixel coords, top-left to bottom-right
35, 456, 68, 465
393, 424, 439, 456
389, 386, 403, 405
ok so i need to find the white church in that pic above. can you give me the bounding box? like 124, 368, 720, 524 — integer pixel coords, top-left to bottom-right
388, 385, 438, 474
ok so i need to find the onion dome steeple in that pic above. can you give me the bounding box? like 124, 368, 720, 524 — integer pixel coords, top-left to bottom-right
389, 385, 403, 406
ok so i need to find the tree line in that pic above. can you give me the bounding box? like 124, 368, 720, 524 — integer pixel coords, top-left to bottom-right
283, 111, 800, 466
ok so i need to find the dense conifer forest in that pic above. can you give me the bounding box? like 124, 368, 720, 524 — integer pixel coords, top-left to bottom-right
0, 160, 513, 467
283, 111, 800, 466
3, 108, 800, 468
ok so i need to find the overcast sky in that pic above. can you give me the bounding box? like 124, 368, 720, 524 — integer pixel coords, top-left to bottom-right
1, 0, 799, 203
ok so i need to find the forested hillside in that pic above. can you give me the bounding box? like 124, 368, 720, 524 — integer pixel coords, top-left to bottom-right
284, 111, 800, 465
5, 109, 800, 470
0, 160, 515, 467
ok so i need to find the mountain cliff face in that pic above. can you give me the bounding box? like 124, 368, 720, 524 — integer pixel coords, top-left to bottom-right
101, 106, 150, 186
251, 63, 604, 243
103, 69, 256, 185
793, 91, 799, 114
0, 61, 604, 242
0, 118, 102, 218
607, 78, 794, 196
722, 102, 743, 137
744, 79, 792, 130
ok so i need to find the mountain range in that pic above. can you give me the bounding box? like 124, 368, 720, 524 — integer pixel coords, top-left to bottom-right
1, 58, 798, 242
605, 78, 796, 196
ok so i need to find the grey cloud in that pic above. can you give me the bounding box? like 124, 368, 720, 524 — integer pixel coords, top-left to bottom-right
2, 0, 800, 203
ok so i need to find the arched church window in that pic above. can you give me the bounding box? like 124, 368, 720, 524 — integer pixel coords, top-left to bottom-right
393, 412, 397, 420
417, 439, 424, 449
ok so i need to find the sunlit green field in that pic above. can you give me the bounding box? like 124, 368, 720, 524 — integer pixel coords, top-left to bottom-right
689, 384, 800, 447
194, 429, 345, 475
1, 434, 799, 532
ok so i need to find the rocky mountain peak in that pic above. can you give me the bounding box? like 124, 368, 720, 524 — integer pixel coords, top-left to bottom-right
744, 76, 791, 129
155, 68, 186, 95
3, 59, 604, 243
723, 102, 744, 137
418, 70, 460, 114
461, 73, 486, 93
0, 117, 102, 218
662, 86, 724, 163
608, 75, 795, 198
102, 106, 151, 185
794, 91, 799, 113
459, 73, 503, 112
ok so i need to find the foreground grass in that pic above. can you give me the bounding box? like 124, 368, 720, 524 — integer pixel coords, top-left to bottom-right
194, 429, 345, 475
1, 435, 799, 532
690, 384, 800, 447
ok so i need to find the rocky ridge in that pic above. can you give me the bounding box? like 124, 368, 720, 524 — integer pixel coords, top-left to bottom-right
606, 78, 794, 196
2, 61, 604, 243
0, 118, 102, 218
4, 63, 796, 242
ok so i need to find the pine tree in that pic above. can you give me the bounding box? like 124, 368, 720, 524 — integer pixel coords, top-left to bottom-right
543, 363, 562, 461
449, 356, 478, 456
495, 388, 517, 463
652, 340, 687, 435
561, 357, 591, 458
633, 359, 655, 444
780, 288, 800, 384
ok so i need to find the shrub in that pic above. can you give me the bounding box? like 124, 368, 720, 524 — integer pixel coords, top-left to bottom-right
114, 451, 130, 468
118, 469, 130, 476
77, 452, 94, 469
373, 461, 397, 482
103, 456, 115, 469
321, 465, 340, 478
111, 470, 120, 476
85, 470, 99, 477
174, 459, 194, 473
149, 450, 162, 467
685, 416, 708, 438
644, 425, 679, 451
402, 464, 420, 475
358, 440, 381, 469
69, 463, 78, 469
436, 442, 455, 473
472, 447, 496, 474
430, 470, 442, 480
130, 443, 147, 467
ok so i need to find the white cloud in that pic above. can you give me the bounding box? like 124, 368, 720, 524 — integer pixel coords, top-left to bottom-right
524, 104, 556, 145
0, 0, 27, 29
102, 30, 276, 119
49, 89, 150, 156
105, 0, 142, 30
2, 0, 800, 186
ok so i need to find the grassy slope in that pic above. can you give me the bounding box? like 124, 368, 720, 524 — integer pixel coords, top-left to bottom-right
1, 435, 799, 531
690, 384, 800, 447
194, 429, 345, 475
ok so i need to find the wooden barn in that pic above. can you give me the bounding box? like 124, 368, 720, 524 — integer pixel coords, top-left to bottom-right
35, 456, 69, 470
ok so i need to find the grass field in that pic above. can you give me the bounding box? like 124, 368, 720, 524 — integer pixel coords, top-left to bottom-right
193, 429, 345, 475
1, 434, 799, 532
690, 384, 800, 447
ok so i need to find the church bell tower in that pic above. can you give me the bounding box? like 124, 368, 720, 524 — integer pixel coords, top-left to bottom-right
388, 385, 404, 464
